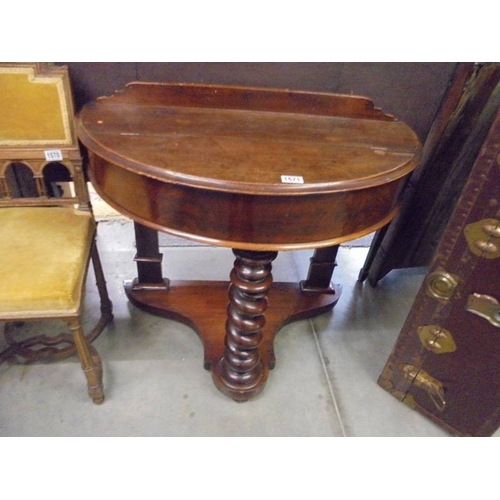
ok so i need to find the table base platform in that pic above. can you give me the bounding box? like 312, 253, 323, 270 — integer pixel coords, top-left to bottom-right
124, 279, 341, 400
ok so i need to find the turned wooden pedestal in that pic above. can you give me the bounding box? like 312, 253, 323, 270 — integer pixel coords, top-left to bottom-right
76, 82, 421, 401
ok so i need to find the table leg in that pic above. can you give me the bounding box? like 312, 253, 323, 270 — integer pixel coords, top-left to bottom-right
212, 249, 278, 401
132, 222, 169, 290
300, 245, 339, 293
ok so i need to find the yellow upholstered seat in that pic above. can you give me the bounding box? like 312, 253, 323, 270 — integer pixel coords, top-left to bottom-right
0, 207, 95, 318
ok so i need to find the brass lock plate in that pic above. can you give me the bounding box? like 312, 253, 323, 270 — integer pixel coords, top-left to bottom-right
418, 324, 457, 353
464, 218, 500, 259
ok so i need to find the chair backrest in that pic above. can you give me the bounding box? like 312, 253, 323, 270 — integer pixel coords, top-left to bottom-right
0, 63, 89, 210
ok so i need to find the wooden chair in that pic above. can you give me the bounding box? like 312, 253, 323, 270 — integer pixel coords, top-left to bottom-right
0, 63, 113, 404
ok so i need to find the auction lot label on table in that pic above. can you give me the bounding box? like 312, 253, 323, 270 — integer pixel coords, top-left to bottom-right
281, 175, 304, 184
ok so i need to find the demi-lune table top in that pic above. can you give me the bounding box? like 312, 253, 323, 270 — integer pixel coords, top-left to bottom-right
76, 83, 421, 251
76, 83, 420, 195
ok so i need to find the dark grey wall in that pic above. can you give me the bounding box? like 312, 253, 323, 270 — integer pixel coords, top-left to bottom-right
59, 62, 457, 141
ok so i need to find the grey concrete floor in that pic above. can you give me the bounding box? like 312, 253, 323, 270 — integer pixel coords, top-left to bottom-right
0, 218, 456, 437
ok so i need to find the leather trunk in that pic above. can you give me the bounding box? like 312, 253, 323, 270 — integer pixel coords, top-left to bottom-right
378, 106, 500, 437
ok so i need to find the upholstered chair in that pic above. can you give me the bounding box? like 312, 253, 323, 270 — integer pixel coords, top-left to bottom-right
0, 63, 113, 403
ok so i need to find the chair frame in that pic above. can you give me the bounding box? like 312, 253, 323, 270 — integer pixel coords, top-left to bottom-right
0, 63, 113, 404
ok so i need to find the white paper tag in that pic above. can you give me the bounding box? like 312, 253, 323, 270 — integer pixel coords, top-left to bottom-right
44, 149, 63, 161
281, 175, 304, 184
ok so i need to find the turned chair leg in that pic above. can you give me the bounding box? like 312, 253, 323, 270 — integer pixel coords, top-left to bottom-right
91, 241, 113, 321
68, 318, 105, 404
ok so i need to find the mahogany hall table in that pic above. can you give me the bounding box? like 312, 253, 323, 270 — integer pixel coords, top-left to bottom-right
76, 83, 421, 401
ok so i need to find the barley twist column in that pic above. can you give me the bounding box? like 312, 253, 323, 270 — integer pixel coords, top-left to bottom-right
212, 249, 278, 401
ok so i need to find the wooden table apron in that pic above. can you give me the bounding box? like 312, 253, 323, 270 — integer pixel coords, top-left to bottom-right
76, 83, 421, 401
